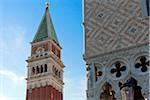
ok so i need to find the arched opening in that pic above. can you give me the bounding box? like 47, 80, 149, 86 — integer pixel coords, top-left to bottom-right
32, 67, 35, 74
44, 64, 47, 72
52, 65, 55, 72
55, 69, 58, 76
54, 68, 56, 74
52, 44, 55, 54
57, 50, 60, 58
59, 71, 61, 78
40, 65, 43, 73
100, 82, 116, 100
36, 66, 39, 74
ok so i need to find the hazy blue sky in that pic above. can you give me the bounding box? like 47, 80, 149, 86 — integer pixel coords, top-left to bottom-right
0, 0, 86, 100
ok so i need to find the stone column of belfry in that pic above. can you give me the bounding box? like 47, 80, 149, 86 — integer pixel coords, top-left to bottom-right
26, 2, 64, 100
83, 0, 149, 100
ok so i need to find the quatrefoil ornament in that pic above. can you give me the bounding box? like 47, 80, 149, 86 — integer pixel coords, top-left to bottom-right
110, 61, 126, 77
135, 56, 149, 72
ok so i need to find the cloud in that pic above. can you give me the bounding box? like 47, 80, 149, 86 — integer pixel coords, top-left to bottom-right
0, 95, 9, 100
0, 69, 25, 84
0, 95, 21, 100
0, 25, 29, 70
0, 24, 28, 100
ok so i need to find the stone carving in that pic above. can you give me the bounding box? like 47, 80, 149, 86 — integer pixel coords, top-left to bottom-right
110, 61, 126, 77
84, 44, 149, 99
100, 82, 116, 100
87, 72, 92, 89
135, 56, 149, 72
87, 65, 93, 89
83, 0, 149, 100
119, 77, 145, 100
94, 63, 103, 82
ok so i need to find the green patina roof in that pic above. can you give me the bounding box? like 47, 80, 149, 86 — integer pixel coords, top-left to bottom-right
33, 13, 48, 42
33, 7, 59, 44
50, 16, 59, 44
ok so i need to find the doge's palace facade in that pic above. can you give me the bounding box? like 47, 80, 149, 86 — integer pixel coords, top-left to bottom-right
83, 0, 149, 100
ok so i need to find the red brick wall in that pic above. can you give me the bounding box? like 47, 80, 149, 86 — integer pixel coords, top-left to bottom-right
31, 42, 49, 55
26, 85, 63, 100
31, 46, 38, 55
52, 43, 61, 58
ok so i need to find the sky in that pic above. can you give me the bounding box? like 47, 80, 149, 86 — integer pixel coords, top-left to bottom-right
0, 0, 86, 100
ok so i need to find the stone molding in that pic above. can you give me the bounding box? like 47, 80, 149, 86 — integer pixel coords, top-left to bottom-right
86, 44, 149, 99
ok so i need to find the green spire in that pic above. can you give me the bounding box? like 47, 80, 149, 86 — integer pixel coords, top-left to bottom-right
33, 3, 59, 45
33, 13, 48, 42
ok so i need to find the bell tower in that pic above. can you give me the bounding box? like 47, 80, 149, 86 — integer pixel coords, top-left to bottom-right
26, 2, 64, 100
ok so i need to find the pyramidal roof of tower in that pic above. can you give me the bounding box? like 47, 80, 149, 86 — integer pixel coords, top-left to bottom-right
33, 3, 59, 45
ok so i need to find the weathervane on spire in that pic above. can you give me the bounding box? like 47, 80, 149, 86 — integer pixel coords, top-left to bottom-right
45, 0, 50, 8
